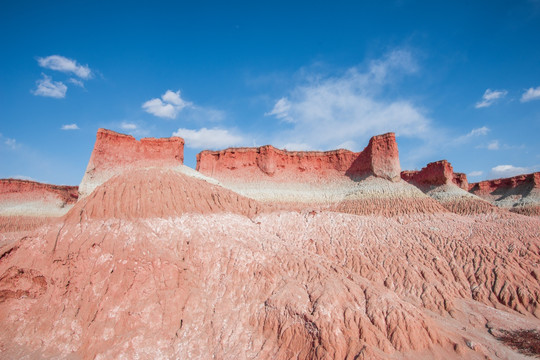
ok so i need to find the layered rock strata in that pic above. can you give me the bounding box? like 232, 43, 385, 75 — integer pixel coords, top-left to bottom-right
78, 128, 184, 198
1, 129, 540, 359
401, 161, 495, 215
195, 133, 440, 214
469, 172, 540, 215
0, 179, 78, 232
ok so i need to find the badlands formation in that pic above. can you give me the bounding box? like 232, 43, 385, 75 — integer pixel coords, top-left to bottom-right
0, 129, 540, 359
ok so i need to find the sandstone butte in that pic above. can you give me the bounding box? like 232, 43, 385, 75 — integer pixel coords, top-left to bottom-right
0, 128, 540, 359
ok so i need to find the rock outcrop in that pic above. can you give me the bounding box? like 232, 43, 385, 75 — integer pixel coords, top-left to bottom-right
197, 132, 401, 183
78, 129, 184, 198
401, 161, 495, 215
2, 128, 540, 359
196, 133, 414, 209
469, 172, 540, 215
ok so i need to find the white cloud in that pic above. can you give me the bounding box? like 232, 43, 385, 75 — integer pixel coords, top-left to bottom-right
120, 122, 137, 130
265, 50, 430, 150
491, 165, 537, 178
37, 55, 92, 79
475, 89, 507, 108
454, 126, 490, 143
68, 78, 85, 87
142, 90, 191, 119
61, 124, 79, 130
265, 97, 292, 121
32, 74, 67, 98
4, 138, 18, 149
487, 140, 499, 150
173, 128, 245, 149
521, 86, 540, 102
468, 171, 483, 177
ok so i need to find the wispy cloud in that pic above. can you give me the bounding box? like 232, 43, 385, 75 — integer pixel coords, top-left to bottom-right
173, 127, 245, 149
520, 86, 540, 102
453, 126, 490, 144
120, 122, 137, 130
61, 124, 79, 130
68, 78, 85, 88
265, 49, 430, 151
32, 74, 67, 98
475, 89, 507, 108
142, 90, 192, 119
468, 170, 483, 177
4, 137, 19, 150
37, 55, 92, 79
486, 140, 499, 150
491, 164, 539, 178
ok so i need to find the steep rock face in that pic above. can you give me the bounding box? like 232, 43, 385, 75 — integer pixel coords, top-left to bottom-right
197, 133, 401, 183
78, 129, 184, 198
401, 161, 494, 215
345, 132, 401, 181
469, 172, 540, 195
196, 146, 359, 182
196, 133, 406, 206
453, 173, 468, 190
401, 160, 455, 188
0, 179, 78, 228
469, 172, 540, 215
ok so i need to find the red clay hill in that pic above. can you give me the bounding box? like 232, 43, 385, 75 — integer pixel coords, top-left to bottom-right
78, 129, 184, 198
0, 179, 78, 232
2, 128, 540, 359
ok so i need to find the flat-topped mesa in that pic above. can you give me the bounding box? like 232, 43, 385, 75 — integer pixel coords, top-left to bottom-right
469, 172, 540, 215
401, 161, 496, 215
469, 172, 540, 194
401, 160, 456, 188
78, 129, 184, 198
196, 132, 401, 184
0, 179, 78, 219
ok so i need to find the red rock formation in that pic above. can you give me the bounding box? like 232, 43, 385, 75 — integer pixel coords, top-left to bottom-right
453, 172, 469, 191
401, 161, 496, 215
0, 179, 78, 229
0, 179, 78, 204
469, 172, 540, 194
2, 129, 540, 359
401, 160, 455, 188
196, 132, 401, 183
345, 133, 401, 181
469, 172, 540, 214
78, 129, 184, 198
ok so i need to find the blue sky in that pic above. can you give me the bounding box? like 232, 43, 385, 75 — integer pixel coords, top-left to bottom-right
1, 0, 540, 185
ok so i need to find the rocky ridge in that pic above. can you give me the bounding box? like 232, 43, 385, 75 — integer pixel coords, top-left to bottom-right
401, 160, 497, 215
0, 128, 540, 359
469, 172, 540, 215
0, 179, 78, 232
